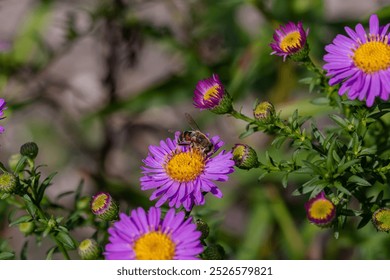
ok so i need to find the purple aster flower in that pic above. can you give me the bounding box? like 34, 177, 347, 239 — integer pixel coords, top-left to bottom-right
323, 14, 390, 107
140, 132, 235, 211
305, 191, 336, 228
193, 74, 232, 114
270, 21, 309, 61
104, 207, 203, 260
0, 98, 7, 134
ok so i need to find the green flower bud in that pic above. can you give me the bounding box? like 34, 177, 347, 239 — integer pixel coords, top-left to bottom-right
91, 192, 119, 221
76, 196, 91, 211
253, 101, 275, 123
372, 208, 390, 232
202, 244, 225, 260
196, 218, 210, 240
0, 173, 18, 194
18, 222, 35, 236
20, 142, 39, 159
78, 238, 101, 260
232, 144, 259, 170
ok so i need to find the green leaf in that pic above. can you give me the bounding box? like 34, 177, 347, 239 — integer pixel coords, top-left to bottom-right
9, 215, 32, 227
282, 173, 288, 188
271, 136, 287, 149
22, 194, 38, 217
0, 161, 8, 172
357, 215, 372, 229
329, 114, 348, 129
334, 181, 352, 196
45, 247, 57, 260
311, 97, 329, 105
14, 156, 28, 174
257, 170, 268, 181
337, 159, 360, 174
56, 231, 77, 249
239, 127, 255, 139
20, 241, 29, 260
37, 172, 58, 203
0, 252, 15, 260
348, 175, 371, 187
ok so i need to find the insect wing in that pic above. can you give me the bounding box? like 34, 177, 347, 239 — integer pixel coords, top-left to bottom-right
185, 113, 201, 131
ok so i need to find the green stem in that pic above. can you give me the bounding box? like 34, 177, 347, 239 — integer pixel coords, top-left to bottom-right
230, 108, 256, 123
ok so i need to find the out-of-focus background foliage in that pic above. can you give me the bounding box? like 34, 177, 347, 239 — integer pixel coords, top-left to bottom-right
1, 0, 390, 259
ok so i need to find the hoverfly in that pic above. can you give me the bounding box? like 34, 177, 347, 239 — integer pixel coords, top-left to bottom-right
177, 113, 214, 155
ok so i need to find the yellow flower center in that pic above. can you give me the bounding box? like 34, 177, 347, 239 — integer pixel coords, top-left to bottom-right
309, 199, 334, 220
203, 85, 220, 101
374, 209, 390, 232
353, 38, 390, 74
280, 31, 301, 52
91, 193, 108, 212
233, 145, 246, 162
134, 231, 176, 260
165, 150, 205, 182
79, 239, 93, 251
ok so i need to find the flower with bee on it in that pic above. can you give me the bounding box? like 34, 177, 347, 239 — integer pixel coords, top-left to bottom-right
140, 130, 235, 211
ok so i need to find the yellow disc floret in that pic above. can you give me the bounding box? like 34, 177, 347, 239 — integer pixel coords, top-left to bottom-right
309, 199, 334, 220
353, 37, 390, 73
280, 31, 302, 52
203, 85, 221, 101
165, 150, 205, 182
134, 231, 176, 260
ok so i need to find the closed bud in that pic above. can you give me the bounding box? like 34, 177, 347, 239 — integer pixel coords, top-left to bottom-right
78, 238, 101, 260
232, 144, 259, 170
202, 244, 225, 260
253, 101, 275, 123
18, 222, 35, 236
196, 218, 210, 240
20, 142, 39, 159
372, 208, 390, 232
91, 192, 119, 221
0, 173, 18, 194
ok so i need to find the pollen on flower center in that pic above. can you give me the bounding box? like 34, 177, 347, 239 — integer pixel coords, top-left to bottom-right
280, 31, 301, 52
91, 193, 108, 212
309, 200, 334, 219
134, 231, 176, 260
165, 150, 205, 182
353, 39, 390, 73
203, 85, 220, 101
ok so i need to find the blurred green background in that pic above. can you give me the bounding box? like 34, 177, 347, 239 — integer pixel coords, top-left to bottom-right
1, 0, 390, 259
